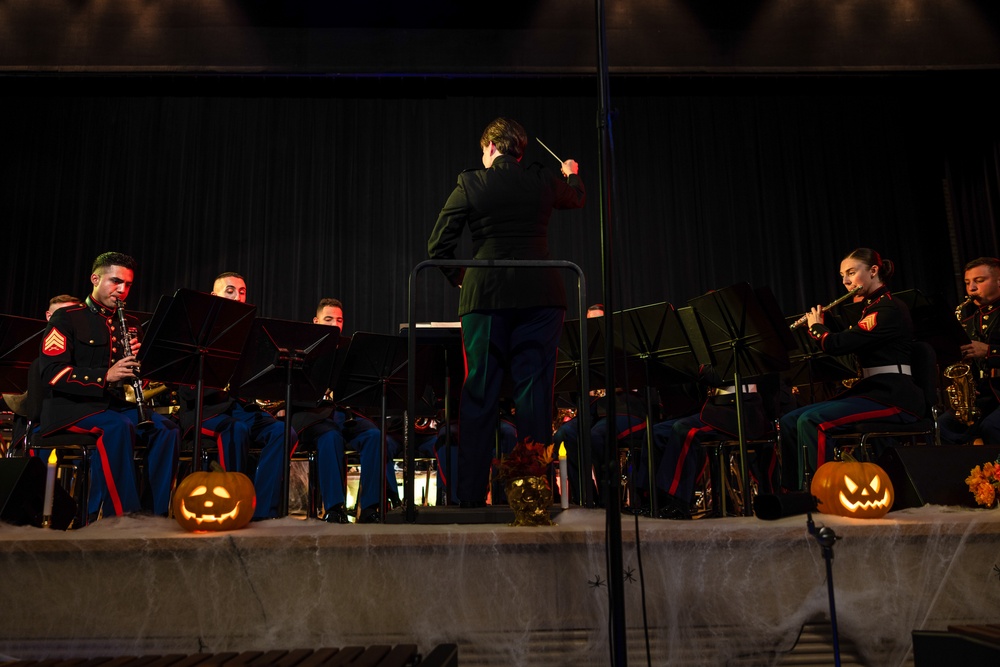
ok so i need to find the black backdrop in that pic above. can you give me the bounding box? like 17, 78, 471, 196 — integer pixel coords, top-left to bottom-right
2, 75, 997, 335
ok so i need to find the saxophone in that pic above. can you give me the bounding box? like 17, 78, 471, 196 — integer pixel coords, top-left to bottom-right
955, 295, 973, 320
943, 296, 979, 426
944, 362, 979, 426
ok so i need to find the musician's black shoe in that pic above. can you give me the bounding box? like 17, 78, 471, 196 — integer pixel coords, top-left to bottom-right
323, 505, 350, 524
358, 505, 382, 524
656, 494, 692, 521
459, 500, 486, 509
622, 504, 651, 517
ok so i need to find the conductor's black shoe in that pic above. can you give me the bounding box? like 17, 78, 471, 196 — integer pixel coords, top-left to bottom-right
358, 505, 382, 524
459, 500, 486, 509
323, 505, 350, 524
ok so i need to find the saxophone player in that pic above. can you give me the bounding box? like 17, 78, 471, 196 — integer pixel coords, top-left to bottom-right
940, 257, 1000, 445
37, 252, 180, 521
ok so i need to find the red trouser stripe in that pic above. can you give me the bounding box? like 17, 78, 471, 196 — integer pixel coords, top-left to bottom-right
816, 407, 904, 465
200, 427, 226, 470
67, 425, 123, 516
670, 425, 713, 496
616, 422, 646, 440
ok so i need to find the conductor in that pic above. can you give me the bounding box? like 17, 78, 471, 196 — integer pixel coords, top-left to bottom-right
427, 117, 586, 507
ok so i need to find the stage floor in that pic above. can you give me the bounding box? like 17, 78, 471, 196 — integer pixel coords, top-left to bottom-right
2, 505, 1000, 666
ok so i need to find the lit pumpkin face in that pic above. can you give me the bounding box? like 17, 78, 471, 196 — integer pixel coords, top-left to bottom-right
172, 470, 256, 532
811, 460, 894, 519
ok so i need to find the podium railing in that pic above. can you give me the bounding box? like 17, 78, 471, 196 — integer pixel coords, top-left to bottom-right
405, 259, 589, 523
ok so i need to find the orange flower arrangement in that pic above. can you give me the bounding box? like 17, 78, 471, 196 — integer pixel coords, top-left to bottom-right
494, 439, 554, 482
965, 460, 1000, 508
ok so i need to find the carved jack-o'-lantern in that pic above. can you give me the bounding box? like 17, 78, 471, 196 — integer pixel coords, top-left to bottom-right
811, 460, 894, 519
172, 469, 256, 532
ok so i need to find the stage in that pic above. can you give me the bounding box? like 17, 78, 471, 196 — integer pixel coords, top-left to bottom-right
1, 505, 999, 666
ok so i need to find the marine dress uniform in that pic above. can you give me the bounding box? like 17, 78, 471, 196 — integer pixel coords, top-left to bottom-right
940, 297, 1000, 443
778, 286, 924, 489
39, 297, 179, 517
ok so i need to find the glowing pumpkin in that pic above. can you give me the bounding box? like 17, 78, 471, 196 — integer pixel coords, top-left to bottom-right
811, 460, 894, 518
172, 469, 256, 532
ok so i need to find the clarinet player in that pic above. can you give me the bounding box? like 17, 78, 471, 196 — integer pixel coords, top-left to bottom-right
37, 252, 179, 521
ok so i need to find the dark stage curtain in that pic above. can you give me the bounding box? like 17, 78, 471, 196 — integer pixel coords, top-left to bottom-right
944, 141, 1000, 291
1, 84, 992, 337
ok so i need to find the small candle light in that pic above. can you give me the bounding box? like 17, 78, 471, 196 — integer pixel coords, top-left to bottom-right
558, 443, 569, 510
42, 449, 57, 528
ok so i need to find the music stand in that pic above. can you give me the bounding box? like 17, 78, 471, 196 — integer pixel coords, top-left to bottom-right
554, 315, 605, 506
556, 314, 607, 393
616, 303, 704, 515
0, 315, 45, 450
0, 315, 45, 394
397, 323, 463, 506
784, 318, 858, 403
130, 310, 154, 329
231, 318, 341, 517
687, 284, 793, 516
137, 289, 256, 469
334, 332, 433, 517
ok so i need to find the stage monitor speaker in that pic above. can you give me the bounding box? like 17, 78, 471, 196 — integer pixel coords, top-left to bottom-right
877, 445, 1000, 511
0, 456, 77, 530
913, 630, 1000, 664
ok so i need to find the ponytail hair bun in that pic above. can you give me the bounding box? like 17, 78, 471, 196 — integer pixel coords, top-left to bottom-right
844, 247, 894, 283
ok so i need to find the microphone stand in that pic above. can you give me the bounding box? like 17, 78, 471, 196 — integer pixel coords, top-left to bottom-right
806, 512, 842, 667
594, 0, 627, 663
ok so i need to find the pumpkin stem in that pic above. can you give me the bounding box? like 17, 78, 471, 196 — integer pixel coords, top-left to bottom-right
840, 450, 858, 463
209, 460, 224, 473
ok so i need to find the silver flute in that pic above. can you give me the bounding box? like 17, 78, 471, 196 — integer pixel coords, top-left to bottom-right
790, 286, 862, 330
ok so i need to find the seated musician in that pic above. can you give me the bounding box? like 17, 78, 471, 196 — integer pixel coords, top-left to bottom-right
778, 248, 923, 490
940, 257, 1000, 445
46, 294, 82, 321
555, 388, 647, 506
553, 303, 640, 506
290, 298, 398, 523
5, 295, 83, 450
38, 252, 179, 519
647, 371, 785, 520
179, 272, 294, 520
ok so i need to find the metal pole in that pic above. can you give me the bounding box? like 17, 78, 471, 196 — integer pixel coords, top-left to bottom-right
594, 0, 628, 663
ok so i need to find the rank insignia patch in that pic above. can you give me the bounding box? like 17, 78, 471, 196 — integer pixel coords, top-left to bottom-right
43, 328, 67, 355
858, 313, 878, 332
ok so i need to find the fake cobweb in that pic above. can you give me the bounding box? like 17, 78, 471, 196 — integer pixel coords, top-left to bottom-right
1, 505, 999, 666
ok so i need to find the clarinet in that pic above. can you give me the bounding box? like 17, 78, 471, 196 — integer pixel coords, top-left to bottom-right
116, 302, 153, 427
